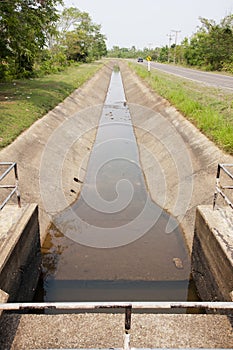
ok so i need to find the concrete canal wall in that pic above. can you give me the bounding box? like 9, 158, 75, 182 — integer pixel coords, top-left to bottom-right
0, 204, 41, 302
192, 205, 233, 302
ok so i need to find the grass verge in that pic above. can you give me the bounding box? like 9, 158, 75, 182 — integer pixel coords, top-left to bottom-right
129, 62, 233, 155
0, 62, 102, 150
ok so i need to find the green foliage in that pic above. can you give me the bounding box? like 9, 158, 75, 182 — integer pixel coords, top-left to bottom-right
57, 8, 107, 63
108, 46, 143, 59
35, 47, 68, 76
0, 3, 106, 80
0, 0, 62, 80
183, 14, 233, 71
158, 46, 169, 62
222, 60, 233, 74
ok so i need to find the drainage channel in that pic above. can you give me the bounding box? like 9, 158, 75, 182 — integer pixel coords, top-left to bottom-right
35, 68, 198, 307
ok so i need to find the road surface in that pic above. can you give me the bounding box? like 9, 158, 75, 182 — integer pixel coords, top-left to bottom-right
145, 61, 233, 91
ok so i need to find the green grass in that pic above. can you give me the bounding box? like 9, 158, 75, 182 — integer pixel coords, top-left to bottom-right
0, 62, 102, 149
129, 62, 233, 154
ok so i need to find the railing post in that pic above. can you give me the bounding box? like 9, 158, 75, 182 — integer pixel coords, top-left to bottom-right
213, 163, 221, 209
124, 305, 132, 350
14, 163, 21, 208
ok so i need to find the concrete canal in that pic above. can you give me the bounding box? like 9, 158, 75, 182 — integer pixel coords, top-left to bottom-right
1, 62, 233, 349
35, 68, 197, 304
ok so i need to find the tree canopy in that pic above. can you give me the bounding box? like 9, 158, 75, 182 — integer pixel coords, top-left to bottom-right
1, 6, 232, 80
58, 8, 107, 62
0, 0, 62, 78
184, 15, 233, 70
0, 3, 107, 80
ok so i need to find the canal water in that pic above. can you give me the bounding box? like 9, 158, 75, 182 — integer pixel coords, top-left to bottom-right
36, 69, 197, 304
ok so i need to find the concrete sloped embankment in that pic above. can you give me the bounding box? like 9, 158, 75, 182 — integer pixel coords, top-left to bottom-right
0, 62, 113, 244
119, 61, 233, 251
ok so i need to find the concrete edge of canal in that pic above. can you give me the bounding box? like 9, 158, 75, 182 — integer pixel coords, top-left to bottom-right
0, 204, 41, 306
0, 60, 232, 348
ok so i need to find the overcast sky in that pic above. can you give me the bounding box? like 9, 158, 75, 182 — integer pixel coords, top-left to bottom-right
63, 0, 233, 49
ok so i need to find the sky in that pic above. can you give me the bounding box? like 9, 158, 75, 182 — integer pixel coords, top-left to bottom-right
62, 0, 233, 49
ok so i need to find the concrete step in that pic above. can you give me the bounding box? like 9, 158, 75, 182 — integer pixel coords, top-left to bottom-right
0, 313, 232, 349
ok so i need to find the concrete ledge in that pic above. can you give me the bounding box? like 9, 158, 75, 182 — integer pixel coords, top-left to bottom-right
192, 205, 233, 301
0, 313, 232, 349
0, 203, 41, 301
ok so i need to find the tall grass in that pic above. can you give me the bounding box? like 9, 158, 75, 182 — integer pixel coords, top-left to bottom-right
129, 63, 233, 154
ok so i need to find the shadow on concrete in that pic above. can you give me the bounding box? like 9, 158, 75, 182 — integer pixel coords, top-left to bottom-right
0, 313, 21, 350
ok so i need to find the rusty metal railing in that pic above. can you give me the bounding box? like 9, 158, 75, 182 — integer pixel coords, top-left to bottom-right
0, 162, 21, 210
213, 163, 233, 210
0, 301, 232, 350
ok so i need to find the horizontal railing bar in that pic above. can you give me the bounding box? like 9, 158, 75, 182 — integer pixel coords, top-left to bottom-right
220, 163, 233, 167
0, 301, 233, 311
0, 162, 15, 166
0, 185, 16, 188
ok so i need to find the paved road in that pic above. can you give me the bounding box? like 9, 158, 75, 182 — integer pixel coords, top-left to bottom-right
146, 62, 233, 91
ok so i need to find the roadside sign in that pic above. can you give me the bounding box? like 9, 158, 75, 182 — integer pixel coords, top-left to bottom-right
146, 56, 151, 72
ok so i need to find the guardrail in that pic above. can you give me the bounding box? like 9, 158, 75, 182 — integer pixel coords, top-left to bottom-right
213, 163, 233, 210
0, 301, 232, 350
0, 162, 21, 210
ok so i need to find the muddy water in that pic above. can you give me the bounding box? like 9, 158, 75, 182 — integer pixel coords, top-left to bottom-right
37, 69, 196, 303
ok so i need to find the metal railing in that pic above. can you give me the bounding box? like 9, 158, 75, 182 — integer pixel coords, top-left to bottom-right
0, 301, 232, 350
0, 162, 21, 210
213, 163, 233, 210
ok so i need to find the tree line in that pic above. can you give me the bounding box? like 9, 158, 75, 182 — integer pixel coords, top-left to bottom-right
1, 3, 232, 81
108, 14, 233, 73
0, 1, 107, 80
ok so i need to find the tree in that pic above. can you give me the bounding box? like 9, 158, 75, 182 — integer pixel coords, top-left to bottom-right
57, 7, 82, 34
90, 25, 107, 60
158, 46, 169, 62
183, 14, 233, 71
183, 32, 207, 67
59, 8, 107, 62
0, 0, 62, 78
